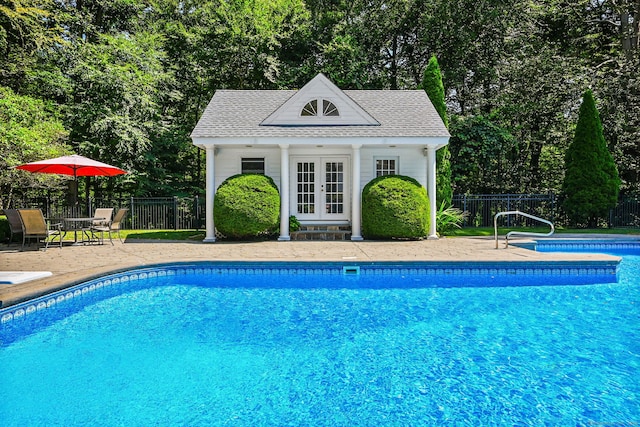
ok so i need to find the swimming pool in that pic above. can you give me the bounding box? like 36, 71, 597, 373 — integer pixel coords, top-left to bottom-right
0, 252, 638, 425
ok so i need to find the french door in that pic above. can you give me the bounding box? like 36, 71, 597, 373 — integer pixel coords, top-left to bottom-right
291, 157, 350, 221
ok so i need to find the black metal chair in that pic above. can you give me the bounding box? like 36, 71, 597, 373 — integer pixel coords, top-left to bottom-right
3, 209, 24, 245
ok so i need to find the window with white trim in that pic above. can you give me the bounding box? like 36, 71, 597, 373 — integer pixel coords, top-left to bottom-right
375, 157, 398, 177
241, 158, 265, 174
301, 99, 339, 117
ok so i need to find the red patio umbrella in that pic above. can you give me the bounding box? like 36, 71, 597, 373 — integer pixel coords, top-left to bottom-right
16, 154, 127, 177
15, 154, 128, 207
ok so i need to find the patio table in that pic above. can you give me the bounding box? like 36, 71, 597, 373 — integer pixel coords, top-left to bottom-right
63, 217, 105, 245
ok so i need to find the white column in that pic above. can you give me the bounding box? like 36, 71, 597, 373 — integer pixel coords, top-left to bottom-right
203, 145, 216, 242
351, 144, 363, 241
426, 146, 438, 240
278, 144, 291, 241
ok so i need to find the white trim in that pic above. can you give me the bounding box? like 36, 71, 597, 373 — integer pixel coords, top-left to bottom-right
203, 146, 216, 242
193, 136, 449, 149
240, 156, 266, 175
290, 156, 350, 222
426, 147, 438, 240
351, 145, 363, 241
278, 145, 290, 241
261, 74, 379, 127
373, 155, 399, 177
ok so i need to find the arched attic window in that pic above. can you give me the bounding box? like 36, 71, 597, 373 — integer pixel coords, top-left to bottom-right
301, 99, 340, 117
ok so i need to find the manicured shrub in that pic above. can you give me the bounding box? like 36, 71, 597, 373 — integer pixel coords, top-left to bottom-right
214, 174, 280, 239
361, 175, 429, 239
562, 90, 620, 227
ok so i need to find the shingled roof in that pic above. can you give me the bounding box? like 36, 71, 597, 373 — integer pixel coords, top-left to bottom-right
191, 75, 450, 141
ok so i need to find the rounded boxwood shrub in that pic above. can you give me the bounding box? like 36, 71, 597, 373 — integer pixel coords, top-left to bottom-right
214, 174, 280, 239
362, 175, 429, 239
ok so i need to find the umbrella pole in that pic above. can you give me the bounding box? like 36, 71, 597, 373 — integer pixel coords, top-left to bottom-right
67, 179, 78, 207
85, 176, 91, 216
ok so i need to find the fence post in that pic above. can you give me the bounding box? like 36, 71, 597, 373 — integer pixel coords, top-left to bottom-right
463, 194, 467, 226
194, 195, 200, 230
173, 196, 178, 230
130, 196, 135, 229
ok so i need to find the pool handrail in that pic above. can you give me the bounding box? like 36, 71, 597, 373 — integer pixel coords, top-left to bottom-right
494, 210, 555, 249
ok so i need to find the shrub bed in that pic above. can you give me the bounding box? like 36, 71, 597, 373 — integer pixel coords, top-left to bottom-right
362, 175, 429, 239
214, 174, 280, 239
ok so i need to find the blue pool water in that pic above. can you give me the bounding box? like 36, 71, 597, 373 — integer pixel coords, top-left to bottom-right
0, 252, 638, 425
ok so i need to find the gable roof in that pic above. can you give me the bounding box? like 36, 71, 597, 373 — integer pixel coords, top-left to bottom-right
261, 73, 379, 126
191, 75, 450, 142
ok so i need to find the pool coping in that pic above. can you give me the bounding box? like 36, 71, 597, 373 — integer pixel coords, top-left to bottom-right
0, 236, 630, 309
0, 258, 623, 324
0, 257, 623, 321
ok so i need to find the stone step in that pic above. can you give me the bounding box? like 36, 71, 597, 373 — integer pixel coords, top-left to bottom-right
291, 225, 352, 241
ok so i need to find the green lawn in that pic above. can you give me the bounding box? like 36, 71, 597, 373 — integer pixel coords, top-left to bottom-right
119, 230, 206, 241
2, 216, 637, 243
445, 226, 639, 237
117, 227, 638, 241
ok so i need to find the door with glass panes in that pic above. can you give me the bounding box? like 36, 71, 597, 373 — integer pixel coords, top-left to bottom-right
291, 157, 350, 221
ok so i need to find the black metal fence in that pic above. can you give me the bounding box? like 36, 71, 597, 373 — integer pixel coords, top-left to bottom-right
9, 196, 205, 230
6, 194, 640, 229
609, 196, 640, 228
452, 194, 640, 228
452, 194, 557, 227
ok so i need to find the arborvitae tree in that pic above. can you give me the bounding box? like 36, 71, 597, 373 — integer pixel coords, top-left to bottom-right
422, 55, 452, 207
562, 90, 620, 227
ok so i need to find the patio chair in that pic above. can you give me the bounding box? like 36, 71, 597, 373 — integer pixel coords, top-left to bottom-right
91, 208, 128, 245
92, 208, 114, 227
3, 209, 24, 245
17, 209, 62, 250
81, 208, 113, 244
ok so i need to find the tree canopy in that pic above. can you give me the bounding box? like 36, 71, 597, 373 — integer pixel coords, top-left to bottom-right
0, 0, 637, 207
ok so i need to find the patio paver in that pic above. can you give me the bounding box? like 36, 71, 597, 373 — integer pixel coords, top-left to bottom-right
0, 237, 623, 308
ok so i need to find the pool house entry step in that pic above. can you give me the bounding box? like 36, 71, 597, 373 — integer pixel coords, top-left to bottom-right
291, 224, 352, 241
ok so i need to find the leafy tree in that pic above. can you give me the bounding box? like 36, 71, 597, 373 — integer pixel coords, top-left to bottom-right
0, 0, 638, 206
423, 0, 520, 114
448, 115, 521, 194
0, 86, 70, 208
62, 32, 167, 197
317, 34, 368, 89
421, 55, 452, 207
562, 89, 621, 227
207, 0, 310, 89
0, 0, 63, 92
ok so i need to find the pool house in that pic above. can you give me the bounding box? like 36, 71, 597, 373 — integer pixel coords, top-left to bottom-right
191, 73, 450, 242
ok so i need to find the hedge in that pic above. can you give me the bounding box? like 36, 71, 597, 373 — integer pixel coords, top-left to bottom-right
213, 174, 280, 239
361, 175, 429, 239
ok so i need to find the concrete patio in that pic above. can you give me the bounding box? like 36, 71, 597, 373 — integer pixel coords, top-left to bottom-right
0, 236, 623, 309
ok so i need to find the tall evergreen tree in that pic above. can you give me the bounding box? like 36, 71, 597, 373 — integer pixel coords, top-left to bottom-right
422, 55, 452, 207
562, 90, 620, 227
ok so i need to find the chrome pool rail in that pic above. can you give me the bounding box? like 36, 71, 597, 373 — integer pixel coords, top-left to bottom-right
494, 210, 555, 249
